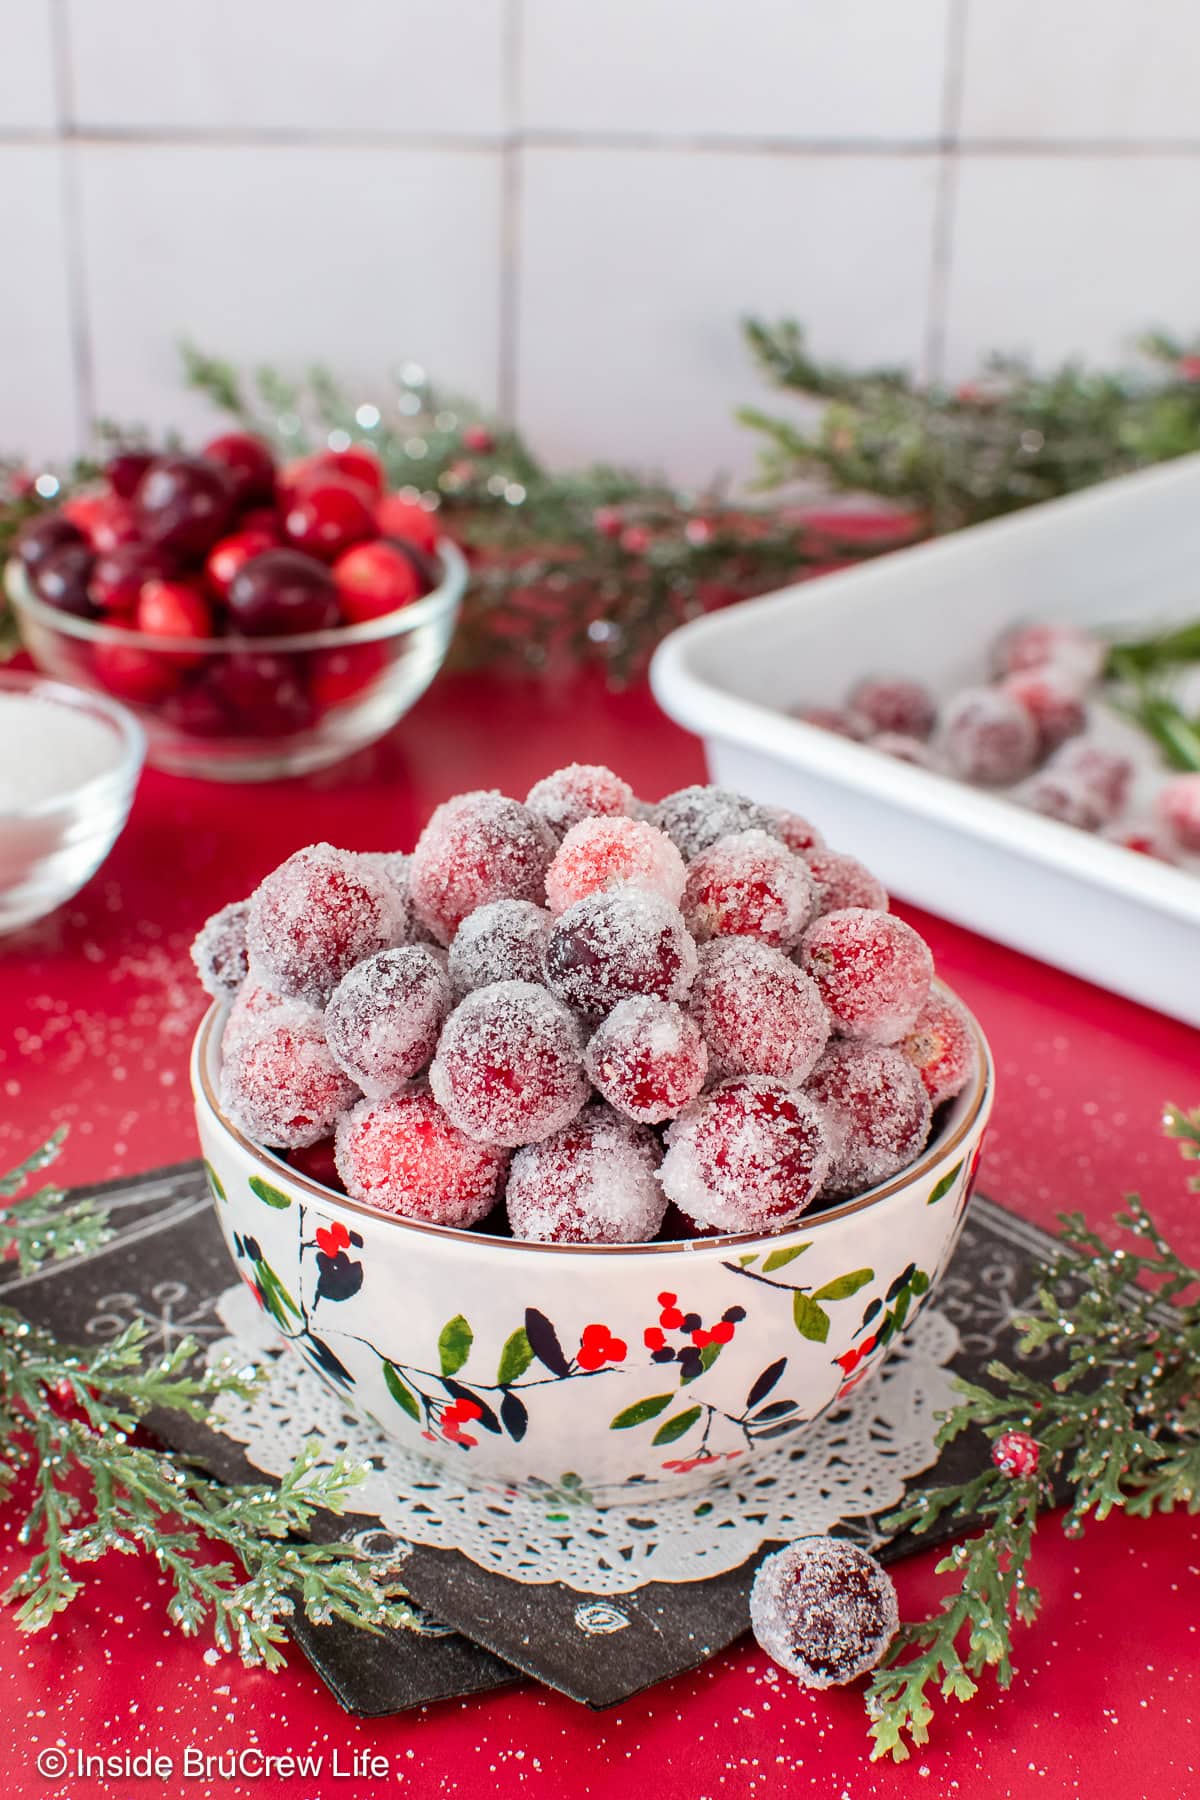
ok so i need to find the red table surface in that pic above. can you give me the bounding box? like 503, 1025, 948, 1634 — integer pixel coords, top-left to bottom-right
1, 669, 1197, 1800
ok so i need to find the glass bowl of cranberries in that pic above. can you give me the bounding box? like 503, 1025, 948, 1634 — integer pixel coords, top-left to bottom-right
188, 770, 994, 1500
4, 437, 466, 780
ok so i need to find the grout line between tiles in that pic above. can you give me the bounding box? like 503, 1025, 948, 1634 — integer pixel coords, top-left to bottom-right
924, 0, 969, 382
46, 0, 94, 452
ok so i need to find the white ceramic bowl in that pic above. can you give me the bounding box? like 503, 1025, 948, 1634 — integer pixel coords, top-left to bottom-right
0, 669, 144, 933
192, 995, 993, 1502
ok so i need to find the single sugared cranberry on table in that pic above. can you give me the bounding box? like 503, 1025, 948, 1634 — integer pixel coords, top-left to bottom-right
103, 449, 155, 499
334, 1090, 507, 1227
62, 491, 141, 553
525, 762, 636, 841
847, 675, 937, 740
205, 527, 280, 600
201, 432, 277, 509
409, 790, 557, 945
89, 542, 177, 615
1047, 740, 1132, 818
446, 899, 552, 998
247, 843, 406, 1005
92, 629, 181, 704
308, 642, 390, 710
220, 1005, 360, 1149
584, 995, 708, 1124
207, 650, 317, 737
546, 816, 687, 916
897, 990, 978, 1109
333, 539, 425, 622
544, 888, 698, 1013
284, 479, 377, 562
688, 937, 829, 1083
506, 1101, 665, 1245
765, 806, 824, 855
134, 457, 233, 560
15, 513, 86, 576
1001, 665, 1088, 755
805, 848, 889, 917
1156, 772, 1200, 853
226, 548, 341, 636
803, 1040, 932, 1198
190, 899, 250, 1001
430, 980, 589, 1148
661, 1075, 833, 1233
749, 1537, 898, 1688
32, 542, 97, 617
992, 620, 1106, 686
682, 828, 815, 950
324, 946, 452, 1098
1019, 769, 1107, 832
652, 784, 779, 861
939, 686, 1039, 785
134, 580, 213, 663
375, 494, 440, 555
800, 908, 933, 1043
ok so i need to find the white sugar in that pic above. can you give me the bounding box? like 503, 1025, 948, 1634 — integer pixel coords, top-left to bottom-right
0, 694, 121, 810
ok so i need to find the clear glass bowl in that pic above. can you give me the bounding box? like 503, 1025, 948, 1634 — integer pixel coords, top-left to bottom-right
0, 669, 145, 934
5, 542, 466, 781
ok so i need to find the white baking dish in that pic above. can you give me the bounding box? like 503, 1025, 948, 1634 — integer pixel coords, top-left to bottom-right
651, 457, 1200, 1027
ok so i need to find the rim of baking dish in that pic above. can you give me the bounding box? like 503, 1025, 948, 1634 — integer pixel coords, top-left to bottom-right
192, 986, 994, 1256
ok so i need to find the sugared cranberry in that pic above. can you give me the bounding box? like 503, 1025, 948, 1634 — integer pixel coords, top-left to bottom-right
805, 849, 889, 916
246, 843, 405, 1004
333, 539, 424, 622
749, 1538, 898, 1688
227, 549, 341, 636
766, 807, 824, 855
201, 433, 278, 509
525, 763, 636, 840
939, 687, 1038, 785
803, 1040, 932, 1196
284, 479, 376, 562
993, 621, 1105, 686
205, 527, 279, 600
1157, 772, 1200, 853
1001, 667, 1088, 755
33, 543, 97, 617
430, 980, 588, 1148
689, 938, 828, 1084
1019, 770, 1106, 831
325, 947, 452, 1097
898, 992, 978, 1110
375, 495, 440, 555
546, 816, 687, 916
1047, 741, 1132, 817
89, 542, 177, 615
334, 1090, 507, 1227
409, 791, 556, 945
584, 995, 708, 1124
661, 1076, 832, 1233
506, 1102, 664, 1245
104, 450, 155, 499
220, 1006, 359, 1149
544, 888, 698, 1013
682, 829, 815, 950
190, 899, 250, 1000
652, 785, 777, 861
800, 908, 933, 1043
848, 676, 937, 740
135, 457, 233, 560
15, 513, 85, 575
447, 899, 552, 997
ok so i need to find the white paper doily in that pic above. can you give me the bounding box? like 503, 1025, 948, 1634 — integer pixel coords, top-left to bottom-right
207, 1283, 959, 1596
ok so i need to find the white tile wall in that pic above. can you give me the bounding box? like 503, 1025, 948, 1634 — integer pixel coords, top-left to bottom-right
520, 0, 950, 141
4, 0, 1200, 480
517, 149, 941, 484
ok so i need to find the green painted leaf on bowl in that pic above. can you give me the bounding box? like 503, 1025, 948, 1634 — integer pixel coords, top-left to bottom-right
763, 1243, 811, 1273
249, 1175, 292, 1210
651, 1406, 702, 1447
927, 1160, 964, 1206
497, 1326, 534, 1387
383, 1362, 420, 1422
204, 1161, 226, 1203
813, 1268, 875, 1302
792, 1291, 830, 1342
610, 1393, 674, 1430
438, 1314, 473, 1377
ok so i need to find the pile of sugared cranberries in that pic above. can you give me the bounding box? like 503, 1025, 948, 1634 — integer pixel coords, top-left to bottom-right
791, 624, 1200, 865
193, 767, 979, 1245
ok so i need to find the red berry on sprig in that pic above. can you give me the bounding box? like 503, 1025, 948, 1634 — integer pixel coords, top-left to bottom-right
991, 1430, 1040, 1477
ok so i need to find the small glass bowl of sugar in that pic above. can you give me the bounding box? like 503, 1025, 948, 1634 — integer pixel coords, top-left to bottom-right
0, 669, 145, 934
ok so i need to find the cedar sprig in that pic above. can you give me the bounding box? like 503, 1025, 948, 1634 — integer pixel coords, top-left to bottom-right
865, 1102, 1200, 1761
0, 1135, 419, 1661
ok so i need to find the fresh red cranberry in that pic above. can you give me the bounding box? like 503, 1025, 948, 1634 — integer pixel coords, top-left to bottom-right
33, 543, 97, 617
135, 579, 214, 663
159, 677, 235, 738
104, 450, 156, 499
284, 479, 376, 562
62, 492, 140, 553
309, 642, 388, 709
89, 542, 177, 615
15, 513, 85, 575
134, 456, 233, 560
375, 495, 440, 555
333, 539, 424, 622
205, 527, 279, 600
227, 549, 341, 636
92, 629, 180, 703
201, 433, 277, 509
209, 650, 316, 736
